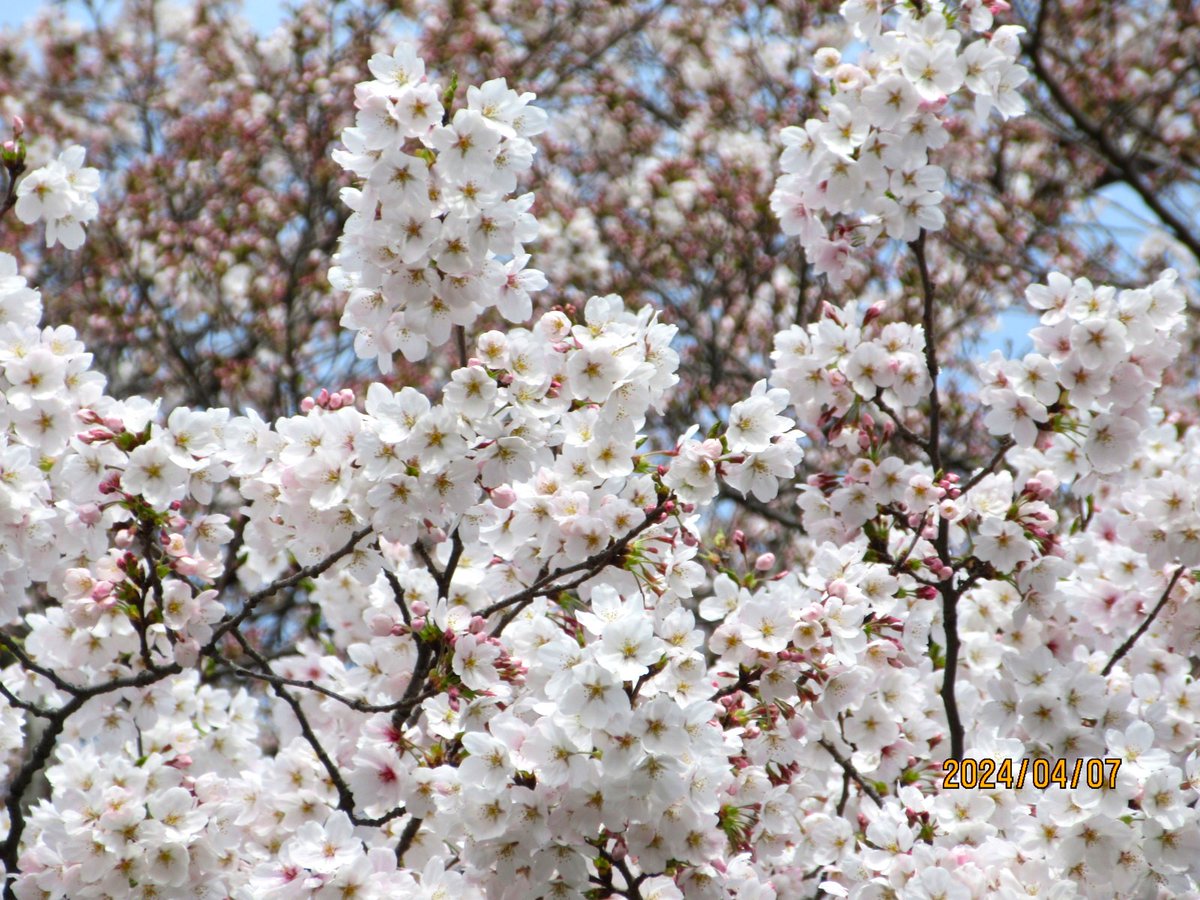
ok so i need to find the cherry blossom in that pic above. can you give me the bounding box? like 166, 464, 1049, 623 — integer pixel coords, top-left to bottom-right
0, 3, 1197, 898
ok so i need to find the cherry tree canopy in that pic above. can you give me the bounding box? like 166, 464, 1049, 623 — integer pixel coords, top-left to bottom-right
0, 1, 1198, 898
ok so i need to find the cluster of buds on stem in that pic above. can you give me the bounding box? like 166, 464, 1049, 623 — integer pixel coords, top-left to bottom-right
300, 387, 356, 412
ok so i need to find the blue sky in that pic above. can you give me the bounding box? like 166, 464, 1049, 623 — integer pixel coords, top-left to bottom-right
0, 0, 288, 31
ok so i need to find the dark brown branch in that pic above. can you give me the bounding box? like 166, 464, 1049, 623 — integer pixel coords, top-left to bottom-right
479, 501, 667, 622
872, 390, 933, 455
817, 738, 883, 806
0, 158, 26, 224
206, 525, 372, 652
960, 437, 1016, 494
395, 815, 424, 865
1102, 566, 1187, 677
1025, 26, 1200, 264
911, 231, 941, 474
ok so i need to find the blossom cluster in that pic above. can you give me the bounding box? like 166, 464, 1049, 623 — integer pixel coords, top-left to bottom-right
330, 43, 549, 370
13, 145, 101, 250
986, 270, 1185, 475
1, 4, 1199, 899
770, 0, 1028, 285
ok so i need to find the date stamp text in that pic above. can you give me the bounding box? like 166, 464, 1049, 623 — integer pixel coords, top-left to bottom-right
942, 757, 1122, 790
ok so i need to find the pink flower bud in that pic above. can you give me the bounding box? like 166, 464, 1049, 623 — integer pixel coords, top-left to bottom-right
411, 616, 426, 631
173, 556, 204, 577
300, 397, 316, 412
91, 581, 114, 601
490, 485, 517, 509
328, 393, 344, 410
77, 503, 102, 526
755, 553, 776, 572
410, 600, 429, 616
369, 614, 395, 637
173, 641, 200, 668
12, 116, 23, 137
469, 616, 486, 634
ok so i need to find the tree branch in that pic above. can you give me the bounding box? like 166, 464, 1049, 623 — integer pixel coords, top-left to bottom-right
206, 525, 372, 653
817, 738, 883, 806
1102, 565, 1187, 677
1025, 31, 1200, 264
911, 231, 941, 474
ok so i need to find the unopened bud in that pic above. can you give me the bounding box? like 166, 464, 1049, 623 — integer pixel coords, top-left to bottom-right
490, 485, 517, 509
369, 614, 395, 637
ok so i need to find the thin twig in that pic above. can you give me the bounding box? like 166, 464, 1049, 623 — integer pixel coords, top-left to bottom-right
206, 525, 372, 652
480, 502, 667, 622
960, 437, 1016, 494
818, 738, 883, 806
1025, 28, 1200, 264
872, 390, 933, 455
1102, 566, 1187, 677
